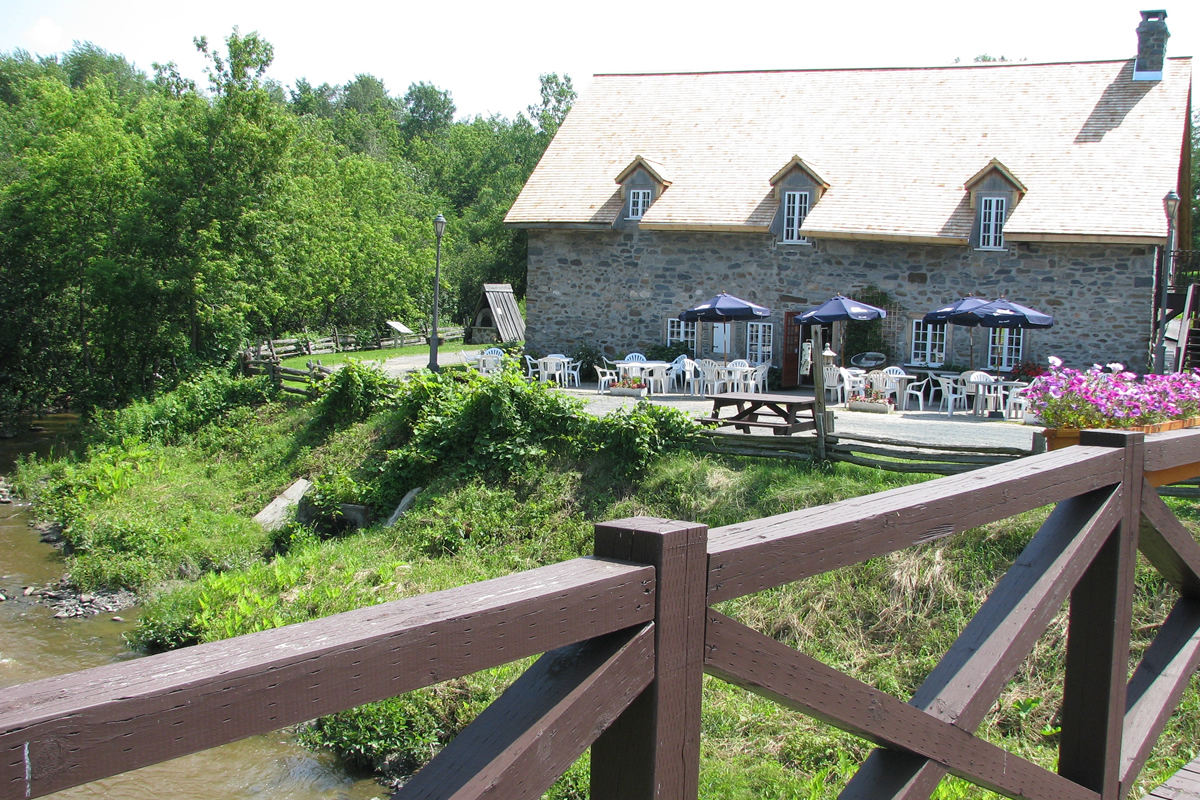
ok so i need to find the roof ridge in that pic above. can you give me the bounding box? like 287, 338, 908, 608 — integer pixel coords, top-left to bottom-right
591, 56, 1192, 78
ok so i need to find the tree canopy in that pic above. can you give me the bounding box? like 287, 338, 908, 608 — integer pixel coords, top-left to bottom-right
0, 31, 572, 414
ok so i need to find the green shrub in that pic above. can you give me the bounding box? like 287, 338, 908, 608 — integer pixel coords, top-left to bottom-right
577, 401, 696, 479
310, 360, 400, 430
90, 372, 277, 446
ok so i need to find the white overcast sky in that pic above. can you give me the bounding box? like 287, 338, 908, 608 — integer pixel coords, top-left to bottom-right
0, 1, 1195, 120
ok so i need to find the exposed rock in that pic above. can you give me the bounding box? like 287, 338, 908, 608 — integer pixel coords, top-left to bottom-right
253, 478, 313, 532
385, 488, 423, 528
29, 580, 138, 619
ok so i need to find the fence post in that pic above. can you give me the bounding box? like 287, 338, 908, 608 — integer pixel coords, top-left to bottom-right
590, 517, 707, 800
1058, 429, 1143, 799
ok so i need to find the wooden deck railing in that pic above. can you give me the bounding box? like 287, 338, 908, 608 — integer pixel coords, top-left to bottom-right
6, 427, 1200, 799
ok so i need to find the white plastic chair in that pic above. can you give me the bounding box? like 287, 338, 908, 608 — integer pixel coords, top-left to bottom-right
839, 368, 866, 399
478, 354, 503, 375
484, 347, 505, 356
668, 354, 689, 391
680, 358, 703, 396
594, 365, 618, 394
623, 353, 647, 362
563, 360, 582, 387
936, 375, 968, 416
644, 364, 669, 394
966, 371, 999, 416
751, 363, 770, 393
701, 362, 729, 394
524, 355, 540, 381
823, 364, 844, 404
903, 376, 930, 411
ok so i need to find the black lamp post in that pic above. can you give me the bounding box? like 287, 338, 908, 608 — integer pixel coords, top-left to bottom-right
429, 213, 446, 372
1155, 191, 1180, 373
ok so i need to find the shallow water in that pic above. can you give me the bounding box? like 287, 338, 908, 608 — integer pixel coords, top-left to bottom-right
0, 420, 384, 800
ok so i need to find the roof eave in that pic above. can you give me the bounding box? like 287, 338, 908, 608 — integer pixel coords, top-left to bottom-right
1005, 232, 1165, 245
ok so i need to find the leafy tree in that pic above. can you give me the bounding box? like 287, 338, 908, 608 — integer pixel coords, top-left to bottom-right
527, 72, 575, 139
400, 81, 455, 142
289, 78, 339, 118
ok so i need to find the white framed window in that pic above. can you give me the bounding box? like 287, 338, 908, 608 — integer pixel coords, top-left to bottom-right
627, 189, 652, 220
782, 190, 811, 244
978, 196, 1006, 250
711, 322, 731, 355
910, 320, 947, 366
987, 328, 1024, 371
746, 322, 773, 365
666, 319, 697, 353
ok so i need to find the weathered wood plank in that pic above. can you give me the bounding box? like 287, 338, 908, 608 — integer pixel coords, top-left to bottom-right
703, 611, 1098, 800
1139, 486, 1200, 599
829, 432, 1032, 456
0, 557, 655, 799
1059, 430, 1143, 798
829, 442, 1015, 465
827, 451, 977, 475
592, 518, 707, 800
1121, 597, 1200, 790
395, 624, 656, 800
707, 446, 1125, 604
842, 486, 1122, 799
1144, 428, 1200, 472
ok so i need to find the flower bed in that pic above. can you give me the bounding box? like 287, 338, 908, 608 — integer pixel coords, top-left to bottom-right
609, 377, 648, 397
1029, 358, 1200, 448
846, 390, 894, 414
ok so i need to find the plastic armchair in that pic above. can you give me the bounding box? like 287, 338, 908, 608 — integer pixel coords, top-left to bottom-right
965, 371, 999, 415
478, 354, 503, 375
484, 347, 505, 356
701, 362, 728, 394
644, 364, 669, 394
680, 358, 703, 396
839, 368, 866, 399
903, 376, 931, 411
936, 375, 968, 416
594, 364, 618, 394
623, 353, 647, 362
823, 364, 844, 404
751, 363, 769, 393
563, 360, 582, 387
524, 355, 540, 381
667, 354, 688, 391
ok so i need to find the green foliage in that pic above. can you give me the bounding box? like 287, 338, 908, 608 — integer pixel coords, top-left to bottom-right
576, 401, 696, 479
842, 285, 893, 362
89, 372, 276, 445
309, 360, 400, 430
645, 341, 692, 362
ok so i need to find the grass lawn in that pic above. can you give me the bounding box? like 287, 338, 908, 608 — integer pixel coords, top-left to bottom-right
280, 341, 493, 370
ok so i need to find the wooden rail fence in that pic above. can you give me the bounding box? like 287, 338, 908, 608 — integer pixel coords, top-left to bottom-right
250, 327, 465, 361
242, 359, 333, 398
7, 427, 1200, 799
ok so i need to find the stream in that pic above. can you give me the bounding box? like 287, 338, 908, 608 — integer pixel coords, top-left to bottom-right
0, 418, 384, 799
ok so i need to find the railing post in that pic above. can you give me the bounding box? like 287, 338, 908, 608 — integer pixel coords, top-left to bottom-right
590, 517, 707, 800
1058, 429, 1143, 799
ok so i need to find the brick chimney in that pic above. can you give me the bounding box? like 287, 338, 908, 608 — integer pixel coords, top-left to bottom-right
1134, 10, 1169, 81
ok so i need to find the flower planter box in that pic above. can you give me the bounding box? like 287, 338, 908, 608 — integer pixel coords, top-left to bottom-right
1042, 416, 1200, 450
847, 400, 893, 414
610, 387, 648, 398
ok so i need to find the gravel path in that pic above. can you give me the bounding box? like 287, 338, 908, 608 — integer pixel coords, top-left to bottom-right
374, 353, 1037, 452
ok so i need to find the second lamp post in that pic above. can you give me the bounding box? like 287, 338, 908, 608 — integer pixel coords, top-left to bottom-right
429, 213, 446, 372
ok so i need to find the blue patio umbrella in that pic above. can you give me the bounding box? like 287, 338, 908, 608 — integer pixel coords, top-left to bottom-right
796, 294, 887, 324
949, 298, 1054, 329
679, 292, 771, 322
922, 296, 990, 325
680, 292, 771, 363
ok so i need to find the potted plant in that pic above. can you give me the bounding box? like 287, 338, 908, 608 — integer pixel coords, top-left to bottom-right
1030, 358, 1200, 449
609, 377, 650, 397
846, 389, 895, 414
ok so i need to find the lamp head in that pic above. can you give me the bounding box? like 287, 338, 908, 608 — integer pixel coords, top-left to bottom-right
1164, 191, 1180, 220
434, 213, 447, 239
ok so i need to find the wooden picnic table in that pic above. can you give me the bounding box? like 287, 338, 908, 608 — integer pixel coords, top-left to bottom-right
696, 392, 818, 436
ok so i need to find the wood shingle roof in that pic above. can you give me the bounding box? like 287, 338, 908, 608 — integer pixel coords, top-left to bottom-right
505, 59, 1192, 243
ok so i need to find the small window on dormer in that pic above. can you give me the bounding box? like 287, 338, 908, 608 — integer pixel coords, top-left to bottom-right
627, 189, 653, 220
782, 191, 811, 244
978, 196, 1006, 250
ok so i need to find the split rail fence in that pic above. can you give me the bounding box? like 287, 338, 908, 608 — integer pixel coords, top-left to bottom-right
249, 327, 465, 361
6, 427, 1200, 799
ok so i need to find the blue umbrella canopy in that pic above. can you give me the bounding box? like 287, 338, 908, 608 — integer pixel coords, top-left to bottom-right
923, 296, 989, 325
679, 292, 771, 322
796, 295, 887, 324
950, 298, 1054, 329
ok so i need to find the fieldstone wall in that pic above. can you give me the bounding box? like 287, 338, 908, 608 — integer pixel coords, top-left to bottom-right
525, 228, 1156, 371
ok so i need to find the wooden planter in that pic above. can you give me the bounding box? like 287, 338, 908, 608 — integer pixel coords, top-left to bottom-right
847, 400, 893, 414
610, 386, 649, 398
1043, 417, 1200, 450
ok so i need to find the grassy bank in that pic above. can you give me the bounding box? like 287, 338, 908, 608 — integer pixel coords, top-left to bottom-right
14, 366, 1200, 798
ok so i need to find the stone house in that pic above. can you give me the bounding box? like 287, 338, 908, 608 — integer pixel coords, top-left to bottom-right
505, 11, 1193, 382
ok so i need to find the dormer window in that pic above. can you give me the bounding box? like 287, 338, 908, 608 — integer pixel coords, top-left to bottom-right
964, 159, 1024, 251
770, 155, 828, 245
978, 196, 1006, 250
782, 191, 811, 244
627, 189, 653, 220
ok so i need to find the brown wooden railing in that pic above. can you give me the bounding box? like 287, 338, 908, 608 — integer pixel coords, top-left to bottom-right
6, 428, 1200, 799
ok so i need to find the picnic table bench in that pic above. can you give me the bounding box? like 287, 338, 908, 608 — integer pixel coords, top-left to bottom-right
696, 391, 818, 436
